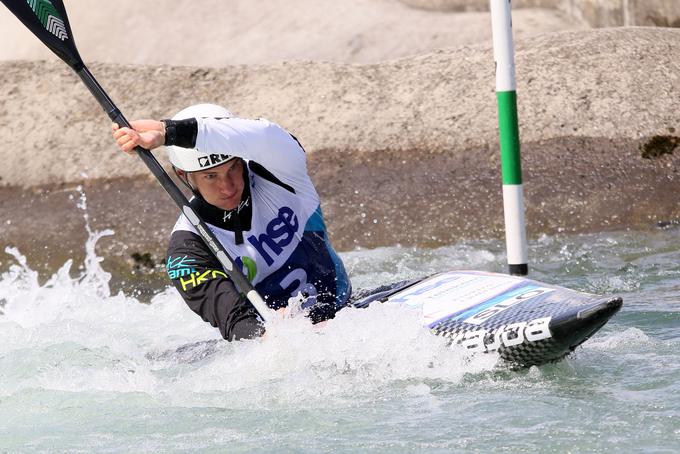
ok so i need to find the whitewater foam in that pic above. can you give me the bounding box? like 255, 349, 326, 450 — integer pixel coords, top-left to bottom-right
0, 201, 498, 409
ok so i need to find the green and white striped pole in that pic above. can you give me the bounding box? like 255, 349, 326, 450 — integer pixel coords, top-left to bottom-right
491, 0, 528, 276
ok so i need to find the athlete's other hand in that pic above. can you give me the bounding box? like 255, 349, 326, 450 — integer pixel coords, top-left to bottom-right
112, 120, 165, 154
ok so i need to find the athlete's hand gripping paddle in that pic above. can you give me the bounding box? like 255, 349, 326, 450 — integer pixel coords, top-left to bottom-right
0, 0, 273, 323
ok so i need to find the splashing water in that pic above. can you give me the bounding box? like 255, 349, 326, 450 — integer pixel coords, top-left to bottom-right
1, 200, 679, 452
0, 190, 497, 452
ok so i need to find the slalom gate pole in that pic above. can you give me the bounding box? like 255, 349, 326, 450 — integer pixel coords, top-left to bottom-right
490, 0, 529, 276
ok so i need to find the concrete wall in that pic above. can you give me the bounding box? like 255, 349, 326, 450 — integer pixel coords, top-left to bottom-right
560, 0, 680, 27
560, 0, 626, 27
397, 1, 559, 12
396, 0, 488, 12
629, 0, 680, 27
400, 0, 680, 27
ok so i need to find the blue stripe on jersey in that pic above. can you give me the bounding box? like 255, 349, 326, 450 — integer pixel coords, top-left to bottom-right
305, 206, 351, 307
304, 205, 327, 232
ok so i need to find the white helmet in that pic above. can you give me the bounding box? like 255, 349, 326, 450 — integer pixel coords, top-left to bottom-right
166, 103, 235, 172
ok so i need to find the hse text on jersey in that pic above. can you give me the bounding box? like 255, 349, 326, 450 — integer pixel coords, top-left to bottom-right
247, 206, 299, 266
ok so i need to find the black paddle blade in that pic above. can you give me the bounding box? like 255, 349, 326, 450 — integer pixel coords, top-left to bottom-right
1, 0, 83, 69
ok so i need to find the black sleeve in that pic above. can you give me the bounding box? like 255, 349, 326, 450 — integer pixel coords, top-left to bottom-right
166, 230, 264, 341
162, 118, 198, 148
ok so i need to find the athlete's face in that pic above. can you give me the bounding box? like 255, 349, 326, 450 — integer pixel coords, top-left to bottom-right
182, 159, 245, 211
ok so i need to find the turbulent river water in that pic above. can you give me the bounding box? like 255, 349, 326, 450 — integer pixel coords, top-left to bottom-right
1, 214, 679, 452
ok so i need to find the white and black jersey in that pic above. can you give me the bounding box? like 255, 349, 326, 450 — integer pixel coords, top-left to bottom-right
165, 117, 351, 340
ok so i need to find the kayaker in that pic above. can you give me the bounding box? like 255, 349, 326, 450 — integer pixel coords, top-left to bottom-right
112, 103, 351, 340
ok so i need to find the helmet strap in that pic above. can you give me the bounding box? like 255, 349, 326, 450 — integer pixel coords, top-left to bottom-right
172, 166, 203, 200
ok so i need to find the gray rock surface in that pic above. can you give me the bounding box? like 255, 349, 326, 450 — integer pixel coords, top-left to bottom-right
1, 28, 677, 188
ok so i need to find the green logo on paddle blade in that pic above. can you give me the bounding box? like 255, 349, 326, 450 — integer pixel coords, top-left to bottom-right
26, 0, 67, 41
